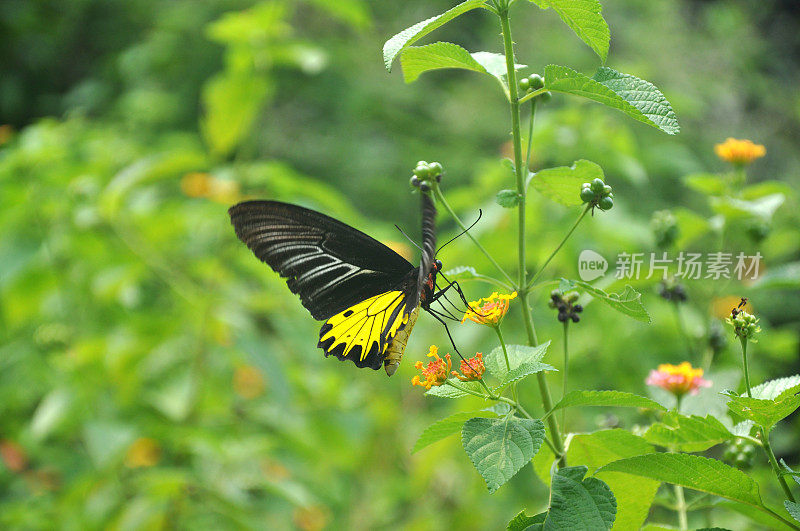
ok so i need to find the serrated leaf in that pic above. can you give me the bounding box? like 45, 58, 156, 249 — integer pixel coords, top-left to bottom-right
529, 0, 610, 62
507, 510, 546, 531
549, 390, 666, 416
496, 361, 556, 391
598, 453, 762, 506
462, 416, 545, 493
532, 159, 602, 207
723, 384, 800, 431
545, 466, 616, 530
543, 65, 679, 135
559, 279, 651, 322
412, 410, 496, 453
485, 342, 550, 380
497, 189, 521, 208
752, 375, 800, 400
426, 379, 486, 399
567, 430, 658, 531
383, 0, 488, 71
643, 413, 734, 452
786, 501, 800, 524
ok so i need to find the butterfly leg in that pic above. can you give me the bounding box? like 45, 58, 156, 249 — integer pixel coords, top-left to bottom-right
425, 307, 482, 375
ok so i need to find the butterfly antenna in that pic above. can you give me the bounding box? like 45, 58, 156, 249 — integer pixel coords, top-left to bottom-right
436, 209, 483, 256
394, 224, 424, 253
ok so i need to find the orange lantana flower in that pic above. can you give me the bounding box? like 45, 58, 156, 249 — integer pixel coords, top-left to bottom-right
646, 362, 711, 397
411, 346, 452, 390
462, 291, 517, 326
453, 353, 485, 382
714, 138, 766, 165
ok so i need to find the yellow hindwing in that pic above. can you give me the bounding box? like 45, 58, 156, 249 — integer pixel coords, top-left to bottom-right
318, 291, 409, 367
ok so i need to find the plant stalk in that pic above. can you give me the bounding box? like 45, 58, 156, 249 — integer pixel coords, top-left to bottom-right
561, 320, 569, 432
527, 204, 590, 290
674, 483, 689, 531
498, 6, 565, 467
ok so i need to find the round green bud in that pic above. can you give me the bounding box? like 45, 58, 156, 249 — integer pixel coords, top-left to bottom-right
580, 187, 595, 203
590, 178, 605, 192
416, 161, 428, 168
413, 165, 430, 179
598, 196, 614, 211
537, 91, 552, 103
428, 161, 443, 176
602, 185, 613, 195
528, 74, 545, 90
519, 77, 530, 92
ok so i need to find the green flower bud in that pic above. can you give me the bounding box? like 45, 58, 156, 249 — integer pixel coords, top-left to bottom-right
598, 196, 614, 211
519, 77, 530, 92
580, 187, 595, 203
590, 178, 605, 193
726, 310, 761, 342
428, 161, 443, 177
602, 185, 613, 196
413, 165, 430, 179
528, 74, 545, 90
537, 91, 552, 103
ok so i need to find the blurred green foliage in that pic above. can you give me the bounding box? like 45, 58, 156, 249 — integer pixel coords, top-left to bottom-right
1, 0, 799, 529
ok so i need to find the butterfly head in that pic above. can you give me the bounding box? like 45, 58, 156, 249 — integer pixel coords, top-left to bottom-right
434, 259, 442, 272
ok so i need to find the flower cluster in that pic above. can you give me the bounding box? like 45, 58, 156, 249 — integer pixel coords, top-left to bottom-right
646, 362, 711, 397
462, 291, 517, 326
411, 346, 452, 390
409, 160, 443, 192
454, 353, 485, 381
714, 138, 765, 165
727, 309, 761, 342
518, 73, 551, 102
580, 178, 614, 212
658, 279, 687, 303
548, 290, 583, 323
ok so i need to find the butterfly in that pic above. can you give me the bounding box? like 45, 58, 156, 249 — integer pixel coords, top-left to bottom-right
229, 193, 462, 376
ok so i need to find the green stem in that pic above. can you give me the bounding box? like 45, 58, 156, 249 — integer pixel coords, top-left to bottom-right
561, 320, 569, 432
674, 483, 689, 531
495, 325, 518, 402
527, 205, 590, 290
761, 429, 797, 503
498, 6, 566, 468
740, 337, 752, 398
518, 87, 548, 105
525, 100, 537, 171
760, 506, 800, 531
431, 184, 515, 288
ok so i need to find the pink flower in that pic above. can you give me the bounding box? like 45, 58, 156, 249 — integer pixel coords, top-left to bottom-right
646, 362, 711, 397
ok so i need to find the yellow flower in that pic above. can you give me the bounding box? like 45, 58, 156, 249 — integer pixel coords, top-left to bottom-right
714, 138, 766, 165
646, 362, 711, 397
462, 291, 517, 326
411, 345, 452, 390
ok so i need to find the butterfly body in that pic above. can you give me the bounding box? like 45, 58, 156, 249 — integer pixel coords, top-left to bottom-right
229, 196, 438, 375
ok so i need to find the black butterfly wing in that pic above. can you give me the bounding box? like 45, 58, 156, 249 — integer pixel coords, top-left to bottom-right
228, 200, 415, 321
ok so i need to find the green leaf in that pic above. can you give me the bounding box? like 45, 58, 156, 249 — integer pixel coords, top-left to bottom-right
496, 360, 555, 391
752, 375, 800, 400
549, 390, 666, 416
533, 439, 557, 487
532, 159, 602, 207
201, 73, 271, 156
598, 453, 762, 506
426, 379, 486, 399
507, 510, 546, 531
471, 51, 527, 94
485, 342, 551, 380
383, 0, 488, 71
786, 501, 800, 524
496, 189, 521, 208
683, 173, 727, 196
559, 279, 651, 322
412, 410, 496, 453
543, 65, 679, 135
462, 416, 545, 493
567, 430, 658, 531
723, 384, 800, 431
545, 466, 616, 530
711, 193, 785, 221
83, 421, 136, 468
444, 266, 479, 280
643, 413, 734, 452
529, 0, 610, 63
